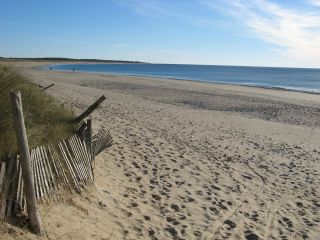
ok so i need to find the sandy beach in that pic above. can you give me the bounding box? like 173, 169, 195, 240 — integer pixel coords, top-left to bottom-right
3, 61, 320, 240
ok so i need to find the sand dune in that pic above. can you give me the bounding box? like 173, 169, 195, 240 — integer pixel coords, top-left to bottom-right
2, 62, 319, 240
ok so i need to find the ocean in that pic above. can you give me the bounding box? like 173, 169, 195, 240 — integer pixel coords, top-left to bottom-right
52, 63, 320, 93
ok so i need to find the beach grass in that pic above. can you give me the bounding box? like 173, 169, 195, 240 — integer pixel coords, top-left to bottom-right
0, 64, 78, 158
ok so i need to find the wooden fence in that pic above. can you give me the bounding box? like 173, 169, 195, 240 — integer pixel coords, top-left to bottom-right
0, 129, 112, 220
0, 91, 110, 234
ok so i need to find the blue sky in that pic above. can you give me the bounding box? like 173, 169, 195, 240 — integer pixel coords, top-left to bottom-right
1, 0, 320, 67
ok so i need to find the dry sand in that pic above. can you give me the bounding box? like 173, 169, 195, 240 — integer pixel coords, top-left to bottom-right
1, 61, 320, 240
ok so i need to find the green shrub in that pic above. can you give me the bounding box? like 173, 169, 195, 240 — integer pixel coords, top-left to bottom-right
0, 65, 77, 158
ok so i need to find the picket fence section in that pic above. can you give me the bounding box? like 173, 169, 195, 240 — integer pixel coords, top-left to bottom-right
0, 129, 112, 219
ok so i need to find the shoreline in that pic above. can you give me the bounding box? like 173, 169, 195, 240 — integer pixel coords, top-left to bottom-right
50, 64, 320, 95
19, 61, 320, 106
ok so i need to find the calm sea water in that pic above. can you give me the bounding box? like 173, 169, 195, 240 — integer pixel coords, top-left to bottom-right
52, 63, 320, 93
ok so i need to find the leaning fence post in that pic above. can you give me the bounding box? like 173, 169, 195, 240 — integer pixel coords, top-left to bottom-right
72, 95, 106, 123
10, 91, 42, 235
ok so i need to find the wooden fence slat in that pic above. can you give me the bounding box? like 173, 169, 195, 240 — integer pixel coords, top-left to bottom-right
34, 148, 45, 199
23, 195, 26, 213
68, 137, 85, 182
69, 137, 88, 183
38, 147, 50, 197
36, 148, 47, 199
0, 162, 6, 193
75, 135, 94, 182
39, 147, 51, 191
75, 136, 90, 183
17, 162, 24, 210
79, 135, 93, 183
39, 147, 54, 195
48, 146, 63, 190
6, 156, 18, 218
42, 147, 56, 191
31, 150, 40, 200
93, 130, 102, 156
63, 140, 83, 184
19, 178, 24, 211
42, 146, 57, 191
30, 150, 38, 200
71, 136, 87, 182
14, 157, 21, 214
58, 142, 80, 191
72, 135, 90, 183
0, 156, 15, 220
80, 134, 94, 182
85, 118, 93, 161
74, 135, 91, 182
49, 145, 72, 191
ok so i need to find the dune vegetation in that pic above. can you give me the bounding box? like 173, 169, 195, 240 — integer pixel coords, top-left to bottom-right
0, 64, 78, 158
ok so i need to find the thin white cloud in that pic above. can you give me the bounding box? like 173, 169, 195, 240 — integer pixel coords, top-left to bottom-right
113, 0, 229, 28
309, 0, 320, 6
200, 0, 320, 67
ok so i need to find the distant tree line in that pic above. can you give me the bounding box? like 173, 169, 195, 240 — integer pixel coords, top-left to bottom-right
0, 57, 146, 64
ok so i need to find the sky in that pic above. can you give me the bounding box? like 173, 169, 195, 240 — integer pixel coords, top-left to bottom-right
1, 0, 320, 68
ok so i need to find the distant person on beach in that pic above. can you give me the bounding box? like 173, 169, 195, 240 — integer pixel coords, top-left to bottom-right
72, 68, 75, 72
49, 66, 52, 70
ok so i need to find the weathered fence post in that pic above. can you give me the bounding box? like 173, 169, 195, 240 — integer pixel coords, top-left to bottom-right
10, 91, 42, 235
72, 95, 106, 123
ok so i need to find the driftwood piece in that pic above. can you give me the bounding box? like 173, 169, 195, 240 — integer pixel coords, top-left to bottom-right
38, 84, 54, 91
42, 84, 54, 91
10, 91, 42, 235
72, 95, 106, 123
